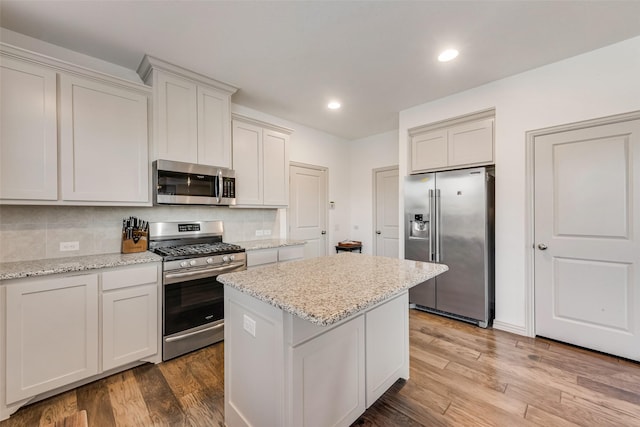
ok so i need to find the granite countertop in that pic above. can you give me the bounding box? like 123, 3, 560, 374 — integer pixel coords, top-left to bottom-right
233, 239, 306, 251
218, 252, 448, 326
0, 251, 162, 281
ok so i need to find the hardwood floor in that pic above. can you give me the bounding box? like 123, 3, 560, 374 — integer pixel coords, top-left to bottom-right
3, 310, 640, 426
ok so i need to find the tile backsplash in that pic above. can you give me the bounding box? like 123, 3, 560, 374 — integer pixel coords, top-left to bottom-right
0, 205, 281, 263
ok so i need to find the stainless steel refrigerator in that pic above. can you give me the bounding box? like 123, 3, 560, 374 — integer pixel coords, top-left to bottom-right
404, 166, 494, 327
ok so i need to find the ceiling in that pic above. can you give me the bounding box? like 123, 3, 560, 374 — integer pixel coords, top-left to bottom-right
2, 1, 640, 141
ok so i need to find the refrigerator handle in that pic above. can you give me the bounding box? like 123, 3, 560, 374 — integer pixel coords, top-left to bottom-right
428, 189, 435, 262
435, 189, 441, 263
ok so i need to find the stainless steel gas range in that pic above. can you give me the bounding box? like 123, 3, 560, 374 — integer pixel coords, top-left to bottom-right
148, 220, 246, 361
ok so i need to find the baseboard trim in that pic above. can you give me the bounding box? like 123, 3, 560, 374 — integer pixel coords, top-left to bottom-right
492, 320, 529, 337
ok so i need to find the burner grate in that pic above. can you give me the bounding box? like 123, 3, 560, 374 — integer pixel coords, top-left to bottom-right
155, 242, 243, 257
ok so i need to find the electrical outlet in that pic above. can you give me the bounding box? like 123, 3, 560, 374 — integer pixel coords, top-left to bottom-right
264, 229, 272, 236
255, 230, 264, 237
243, 314, 256, 337
60, 241, 79, 251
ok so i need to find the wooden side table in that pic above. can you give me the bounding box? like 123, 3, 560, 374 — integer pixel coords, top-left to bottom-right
336, 244, 362, 253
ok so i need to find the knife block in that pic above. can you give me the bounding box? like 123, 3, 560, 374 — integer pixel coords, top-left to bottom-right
121, 230, 148, 254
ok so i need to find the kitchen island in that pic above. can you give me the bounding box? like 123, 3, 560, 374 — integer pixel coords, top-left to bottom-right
218, 252, 448, 427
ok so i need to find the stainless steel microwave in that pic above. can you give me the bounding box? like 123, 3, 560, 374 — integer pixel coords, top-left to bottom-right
153, 160, 236, 206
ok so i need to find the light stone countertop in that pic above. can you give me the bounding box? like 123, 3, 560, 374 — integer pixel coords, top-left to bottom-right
232, 239, 306, 251
218, 252, 448, 326
0, 251, 162, 281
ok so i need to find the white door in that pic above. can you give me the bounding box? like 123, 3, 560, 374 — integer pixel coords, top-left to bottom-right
373, 167, 399, 258
534, 116, 640, 361
289, 163, 327, 259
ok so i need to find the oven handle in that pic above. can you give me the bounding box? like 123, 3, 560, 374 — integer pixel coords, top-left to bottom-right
165, 323, 224, 343
164, 262, 245, 284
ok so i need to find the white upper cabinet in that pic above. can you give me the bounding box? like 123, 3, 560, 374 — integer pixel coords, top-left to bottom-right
0, 44, 152, 206
59, 74, 149, 203
138, 55, 237, 168
232, 115, 292, 207
409, 110, 495, 174
155, 72, 198, 163
0, 56, 58, 200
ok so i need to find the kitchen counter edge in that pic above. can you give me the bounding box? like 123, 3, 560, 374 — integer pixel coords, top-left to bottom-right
232, 239, 306, 251
0, 251, 163, 281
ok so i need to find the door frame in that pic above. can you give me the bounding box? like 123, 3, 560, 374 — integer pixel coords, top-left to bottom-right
524, 110, 640, 338
288, 161, 329, 256
372, 165, 399, 257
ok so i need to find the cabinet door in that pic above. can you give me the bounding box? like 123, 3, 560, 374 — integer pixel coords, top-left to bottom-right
5, 274, 99, 403
247, 248, 278, 268
0, 56, 58, 200
365, 292, 408, 407
291, 315, 365, 427
411, 129, 447, 172
102, 284, 158, 371
232, 120, 263, 205
263, 129, 289, 206
155, 72, 198, 163
59, 74, 149, 203
197, 86, 232, 168
448, 117, 494, 167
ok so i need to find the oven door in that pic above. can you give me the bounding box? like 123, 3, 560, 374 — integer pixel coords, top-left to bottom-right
162, 261, 245, 360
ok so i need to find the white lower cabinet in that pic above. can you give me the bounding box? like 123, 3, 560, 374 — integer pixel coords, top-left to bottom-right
5, 274, 99, 404
1, 262, 161, 420
224, 286, 408, 427
101, 265, 159, 371
291, 315, 366, 427
246, 245, 305, 268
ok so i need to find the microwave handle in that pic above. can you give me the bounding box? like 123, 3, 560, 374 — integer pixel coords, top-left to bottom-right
217, 169, 223, 203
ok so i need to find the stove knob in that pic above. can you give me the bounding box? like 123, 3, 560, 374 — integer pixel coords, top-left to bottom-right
206, 257, 214, 264
189, 260, 197, 266
180, 261, 188, 268
222, 255, 230, 263
229, 254, 235, 261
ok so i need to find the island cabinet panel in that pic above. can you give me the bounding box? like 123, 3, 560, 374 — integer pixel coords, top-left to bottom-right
224, 284, 412, 427
5, 274, 99, 404
365, 292, 409, 407
290, 316, 365, 427
0, 56, 58, 201
225, 287, 285, 427
59, 74, 149, 203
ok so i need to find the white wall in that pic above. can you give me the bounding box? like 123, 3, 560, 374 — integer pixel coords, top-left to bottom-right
231, 104, 351, 251
399, 36, 640, 335
347, 130, 398, 254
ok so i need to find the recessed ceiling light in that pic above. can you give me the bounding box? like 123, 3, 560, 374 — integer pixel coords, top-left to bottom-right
327, 101, 341, 110
438, 49, 459, 62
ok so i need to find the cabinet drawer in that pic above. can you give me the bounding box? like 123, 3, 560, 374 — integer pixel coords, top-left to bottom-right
247, 248, 278, 267
102, 264, 158, 291
278, 245, 304, 262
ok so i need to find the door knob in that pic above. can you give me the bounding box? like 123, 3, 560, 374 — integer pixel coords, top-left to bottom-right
376, 230, 381, 235
321, 230, 326, 235
537, 243, 548, 250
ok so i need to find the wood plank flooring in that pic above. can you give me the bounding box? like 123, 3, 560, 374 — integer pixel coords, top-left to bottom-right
2, 309, 639, 426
